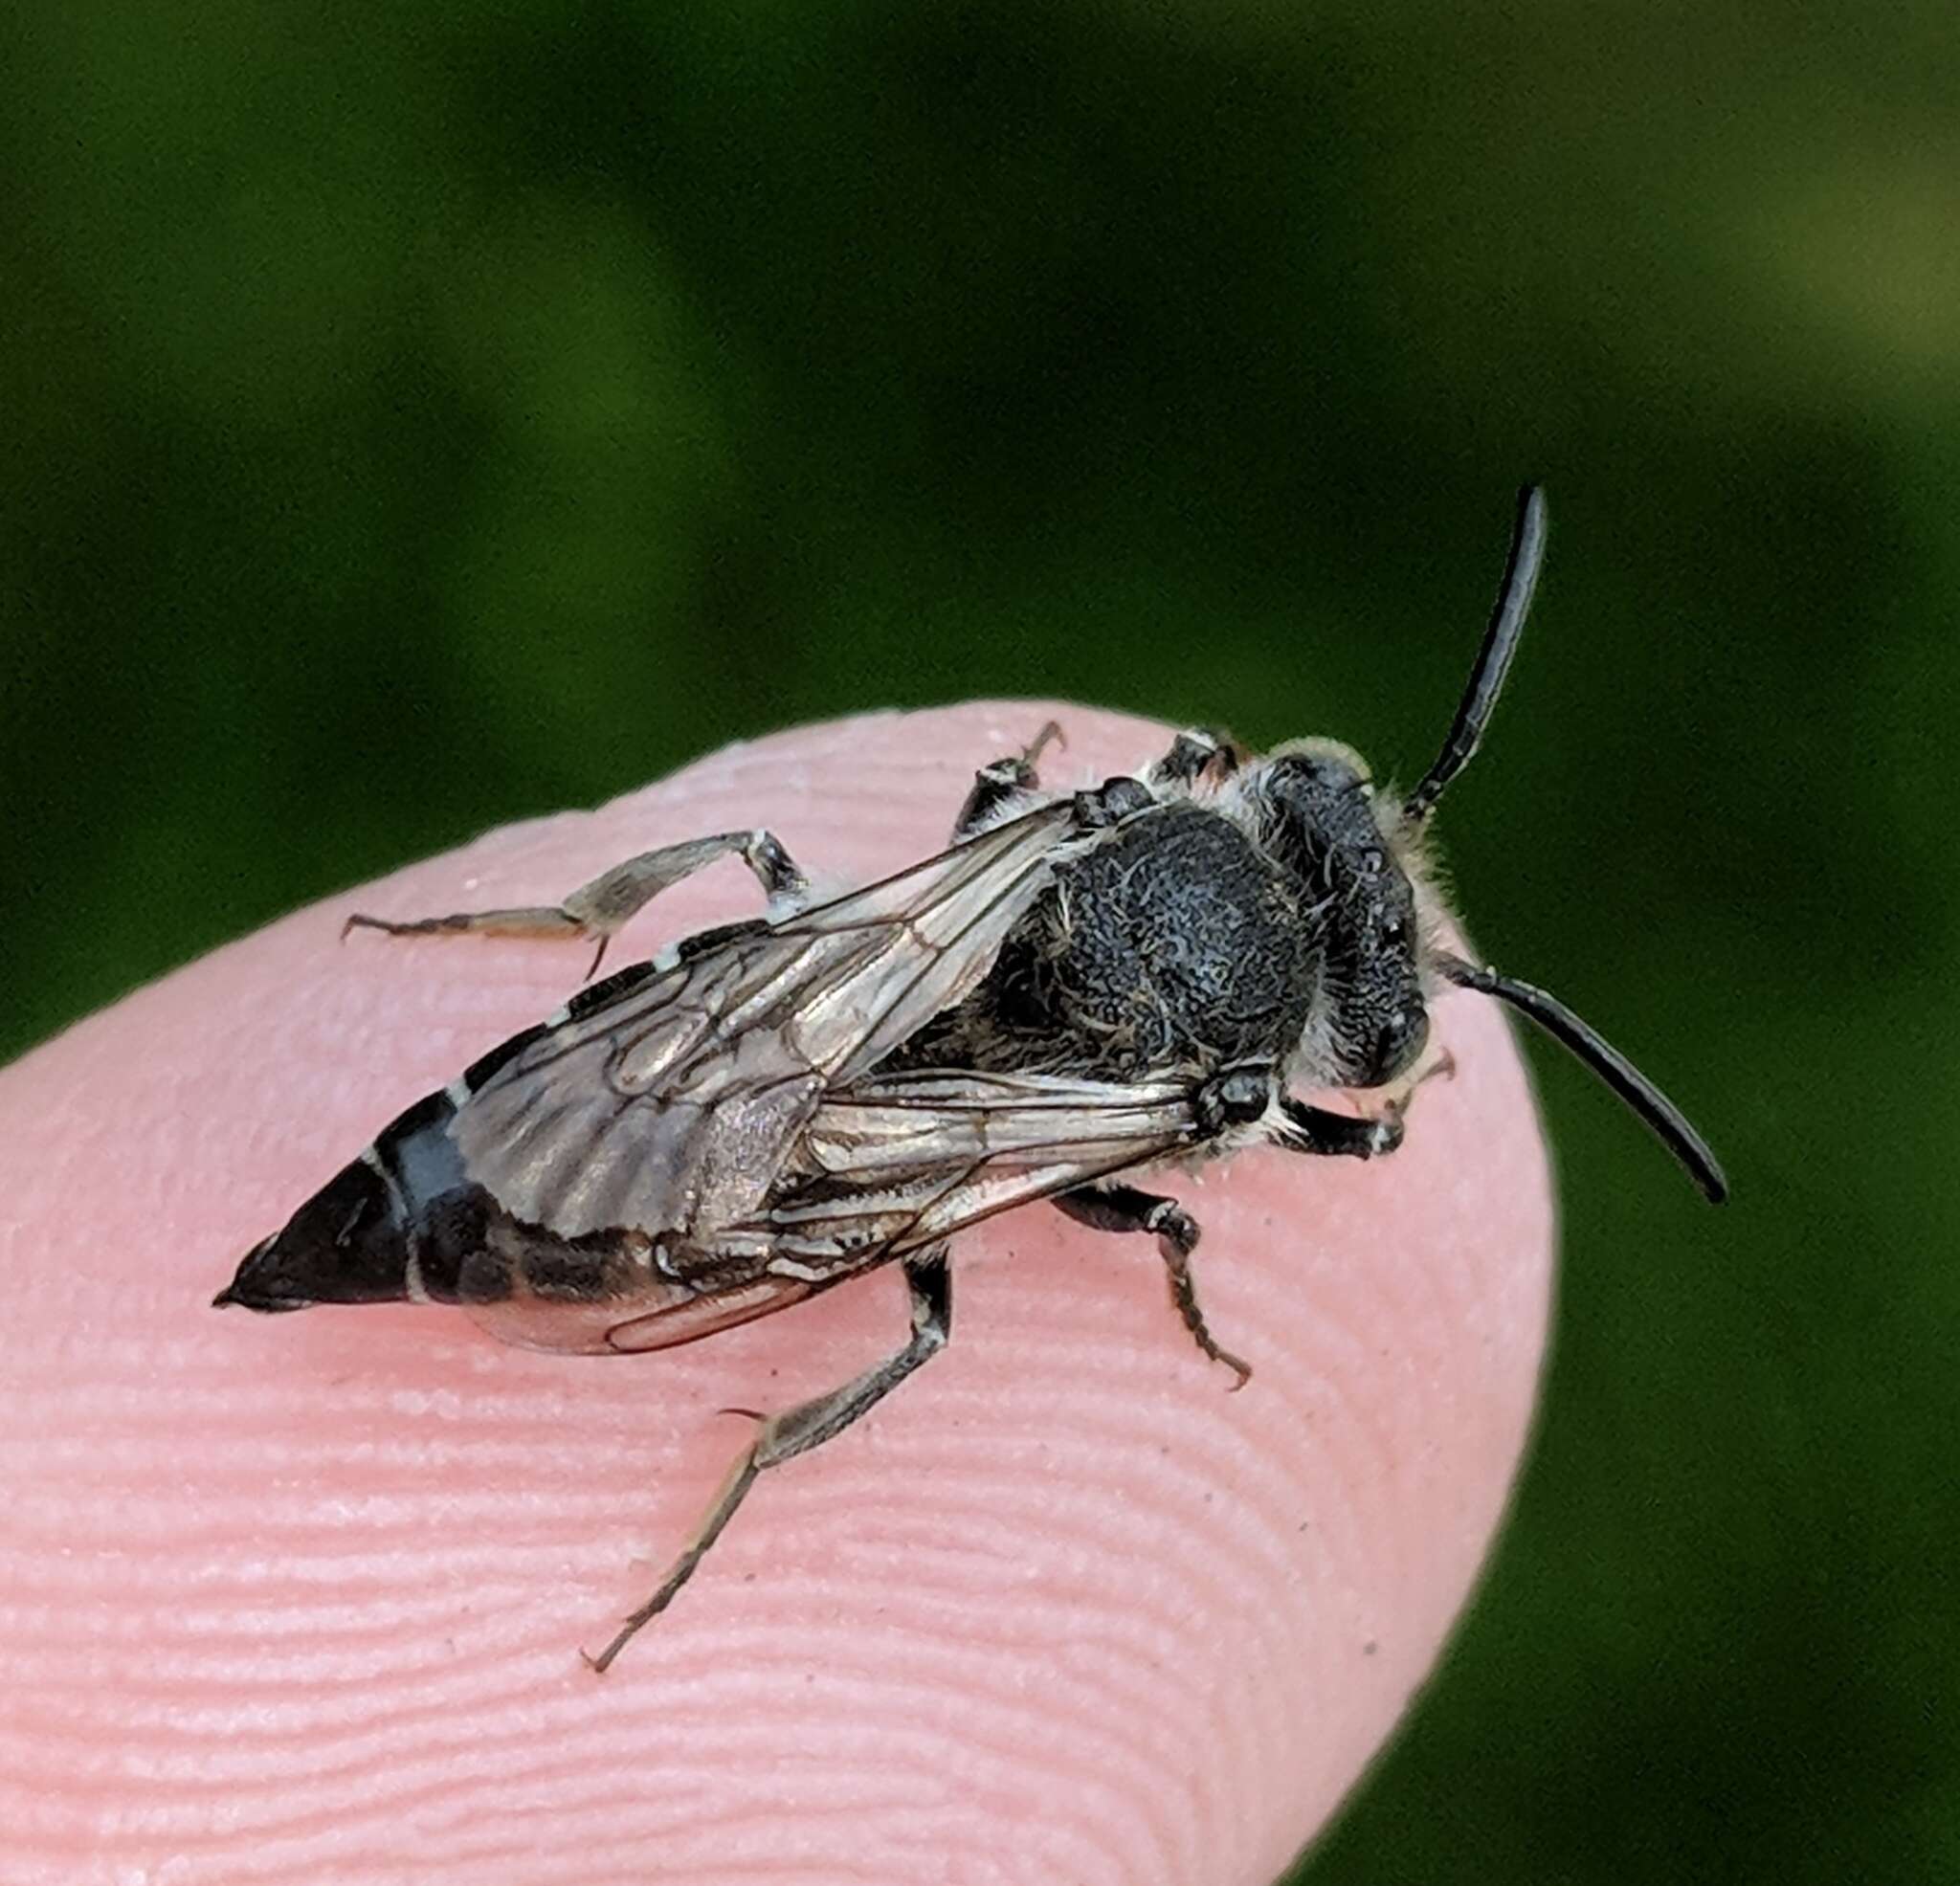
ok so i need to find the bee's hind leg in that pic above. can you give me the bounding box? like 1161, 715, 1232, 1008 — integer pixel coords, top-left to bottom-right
1054, 1184, 1251, 1388
344, 828, 810, 978
1147, 727, 1238, 790
952, 720, 1066, 838
585, 1249, 952, 1674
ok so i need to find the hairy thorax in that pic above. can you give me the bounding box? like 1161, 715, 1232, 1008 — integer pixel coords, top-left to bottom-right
884, 803, 1318, 1083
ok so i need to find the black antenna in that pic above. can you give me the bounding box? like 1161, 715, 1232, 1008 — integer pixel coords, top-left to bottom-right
1402, 484, 1548, 824
1437, 953, 1727, 1203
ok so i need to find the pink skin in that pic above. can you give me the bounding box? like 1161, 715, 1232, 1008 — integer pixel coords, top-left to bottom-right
0, 705, 1552, 1886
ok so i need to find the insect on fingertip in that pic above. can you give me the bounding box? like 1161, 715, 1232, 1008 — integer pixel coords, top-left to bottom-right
225, 482, 1723, 1663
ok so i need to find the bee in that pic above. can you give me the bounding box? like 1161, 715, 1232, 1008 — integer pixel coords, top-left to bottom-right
215, 487, 1725, 1670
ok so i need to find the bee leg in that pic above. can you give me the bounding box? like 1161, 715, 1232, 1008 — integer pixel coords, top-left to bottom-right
1054, 1185, 1252, 1388
952, 719, 1066, 838
1147, 727, 1239, 790
344, 829, 810, 978
585, 1250, 952, 1673
1271, 1095, 1405, 1160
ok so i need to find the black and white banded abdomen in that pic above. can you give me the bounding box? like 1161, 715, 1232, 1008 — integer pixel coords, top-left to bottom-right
213, 1070, 830, 1356
216, 1081, 613, 1314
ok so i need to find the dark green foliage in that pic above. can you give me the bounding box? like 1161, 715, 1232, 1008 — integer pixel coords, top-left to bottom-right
5, 5, 1952, 1878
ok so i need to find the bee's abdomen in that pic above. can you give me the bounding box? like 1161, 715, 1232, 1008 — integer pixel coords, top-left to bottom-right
214, 1087, 476, 1313
215, 1155, 412, 1312
214, 1078, 652, 1316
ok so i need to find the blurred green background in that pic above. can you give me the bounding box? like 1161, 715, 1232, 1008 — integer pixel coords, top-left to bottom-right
4, 3, 1953, 1879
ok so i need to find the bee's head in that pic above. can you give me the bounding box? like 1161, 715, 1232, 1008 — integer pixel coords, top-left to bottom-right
1253, 738, 1429, 1089
1259, 486, 1728, 1203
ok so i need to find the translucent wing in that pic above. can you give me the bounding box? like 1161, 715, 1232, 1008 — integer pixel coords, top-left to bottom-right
465, 1071, 1204, 1358
463, 1262, 824, 1360
740, 1069, 1205, 1264
433, 804, 1089, 1351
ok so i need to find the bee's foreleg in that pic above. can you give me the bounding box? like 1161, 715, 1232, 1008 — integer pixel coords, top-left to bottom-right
1054, 1184, 1251, 1389
343, 828, 810, 978
585, 1248, 952, 1674
1270, 1095, 1405, 1161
